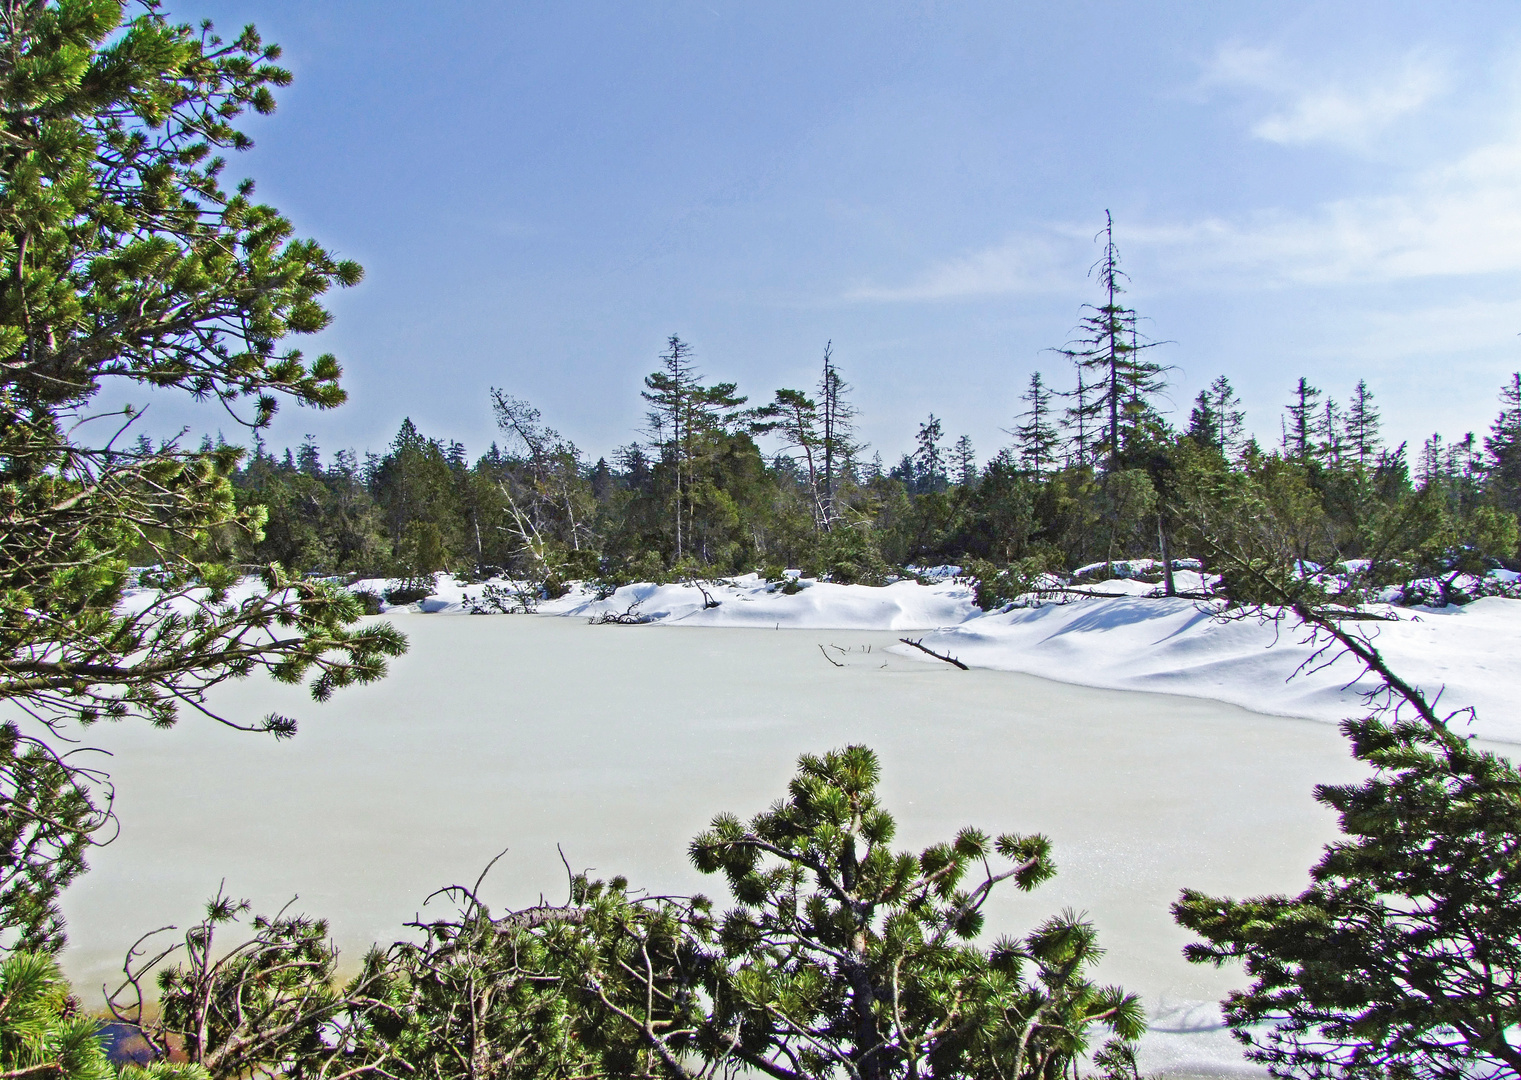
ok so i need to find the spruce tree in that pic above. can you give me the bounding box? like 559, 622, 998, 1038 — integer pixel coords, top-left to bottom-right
1187, 391, 1219, 451
1320, 397, 1342, 467
1014, 371, 1061, 476
1209, 375, 1246, 455
1485, 372, 1521, 514
1054, 213, 1167, 469
913, 415, 947, 493
1283, 377, 1323, 461
641, 335, 746, 561
953, 434, 977, 487
1345, 378, 1382, 469
818, 342, 861, 528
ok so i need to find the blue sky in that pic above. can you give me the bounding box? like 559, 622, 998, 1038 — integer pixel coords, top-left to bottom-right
166, 0, 1521, 467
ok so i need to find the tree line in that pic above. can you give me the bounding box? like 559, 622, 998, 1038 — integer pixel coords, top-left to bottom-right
227, 228, 1521, 606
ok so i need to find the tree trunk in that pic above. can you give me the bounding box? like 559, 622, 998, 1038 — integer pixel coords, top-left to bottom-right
1158, 515, 1175, 597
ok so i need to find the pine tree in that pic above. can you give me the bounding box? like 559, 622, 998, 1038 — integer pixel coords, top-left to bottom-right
753, 388, 826, 527
1014, 371, 1061, 476
1054, 212, 1168, 469
953, 434, 977, 487
0, 0, 406, 906
642, 335, 747, 561
1344, 379, 1382, 469
1485, 372, 1521, 514
1284, 378, 1322, 461
818, 342, 861, 528
913, 415, 947, 493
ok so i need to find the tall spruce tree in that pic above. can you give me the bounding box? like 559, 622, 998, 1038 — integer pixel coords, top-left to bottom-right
913, 415, 947, 493
1015, 371, 1061, 476
1485, 372, 1521, 515
818, 341, 861, 528
952, 434, 977, 487
1055, 212, 1167, 469
1283, 377, 1323, 461
1345, 378, 1382, 469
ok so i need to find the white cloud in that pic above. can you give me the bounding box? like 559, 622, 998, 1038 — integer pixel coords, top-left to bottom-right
842, 235, 1072, 302
1206, 43, 1445, 149
1131, 127, 1521, 285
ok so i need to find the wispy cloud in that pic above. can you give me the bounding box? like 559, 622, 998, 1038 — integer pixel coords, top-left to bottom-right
1135, 129, 1521, 285
853, 117, 1521, 303
1205, 43, 1445, 149
843, 235, 1074, 302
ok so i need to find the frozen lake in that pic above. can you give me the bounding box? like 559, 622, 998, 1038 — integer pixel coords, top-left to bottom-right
59, 613, 1389, 1075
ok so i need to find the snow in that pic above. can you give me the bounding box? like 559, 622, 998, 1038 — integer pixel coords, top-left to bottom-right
901, 595, 1521, 742
344, 571, 1521, 742
356, 573, 978, 629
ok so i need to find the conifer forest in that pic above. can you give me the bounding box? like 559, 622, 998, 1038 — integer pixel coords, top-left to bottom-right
7, 4, 1521, 1080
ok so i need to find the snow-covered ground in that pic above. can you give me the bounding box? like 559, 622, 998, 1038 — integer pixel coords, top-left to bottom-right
909, 595, 1521, 742
357, 572, 1521, 743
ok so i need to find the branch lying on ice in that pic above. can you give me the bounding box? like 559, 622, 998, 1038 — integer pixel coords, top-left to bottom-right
898, 638, 968, 670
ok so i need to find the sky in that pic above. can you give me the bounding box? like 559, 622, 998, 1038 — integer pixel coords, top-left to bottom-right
153, 0, 1521, 467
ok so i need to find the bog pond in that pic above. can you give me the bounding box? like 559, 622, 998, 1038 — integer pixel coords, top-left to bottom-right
61, 613, 1402, 1074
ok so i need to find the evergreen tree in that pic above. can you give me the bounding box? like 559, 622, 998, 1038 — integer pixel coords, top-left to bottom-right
1186, 391, 1219, 451
1418, 432, 1444, 489
297, 435, 321, 476
818, 341, 862, 528
1320, 397, 1342, 467
0, 951, 117, 1080
1063, 364, 1096, 468
953, 434, 977, 487
1486, 372, 1521, 514
0, 0, 405, 905
753, 387, 827, 527
1209, 375, 1246, 455
1283, 377, 1323, 461
1172, 547, 1521, 1078
1014, 371, 1061, 476
913, 415, 947, 493
1345, 378, 1382, 469
642, 335, 746, 561
1054, 213, 1168, 469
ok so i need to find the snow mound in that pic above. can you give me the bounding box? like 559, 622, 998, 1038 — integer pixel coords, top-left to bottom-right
897, 595, 1521, 742
355, 573, 976, 631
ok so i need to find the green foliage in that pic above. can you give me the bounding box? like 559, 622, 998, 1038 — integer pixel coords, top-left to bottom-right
0, 950, 114, 1080
804, 522, 892, 585
0, 1, 406, 951
1173, 494, 1521, 1077
689, 745, 1144, 1080
959, 550, 1062, 610
1175, 711, 1521, 1078
0, 724, 108, 954
112, 748, 1140, 1080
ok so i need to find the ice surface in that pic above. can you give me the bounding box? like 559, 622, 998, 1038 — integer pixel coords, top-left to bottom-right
361, 572, 1521, 743
54, 616, 1425, 1076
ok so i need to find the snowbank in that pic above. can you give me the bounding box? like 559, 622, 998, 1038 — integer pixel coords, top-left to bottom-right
349, 571, 1521, 741
899, 595, 1521, 742
356, 573, 977, 630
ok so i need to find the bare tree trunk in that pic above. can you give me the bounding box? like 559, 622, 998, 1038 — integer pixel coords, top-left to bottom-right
1158, 515, 1175, 597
